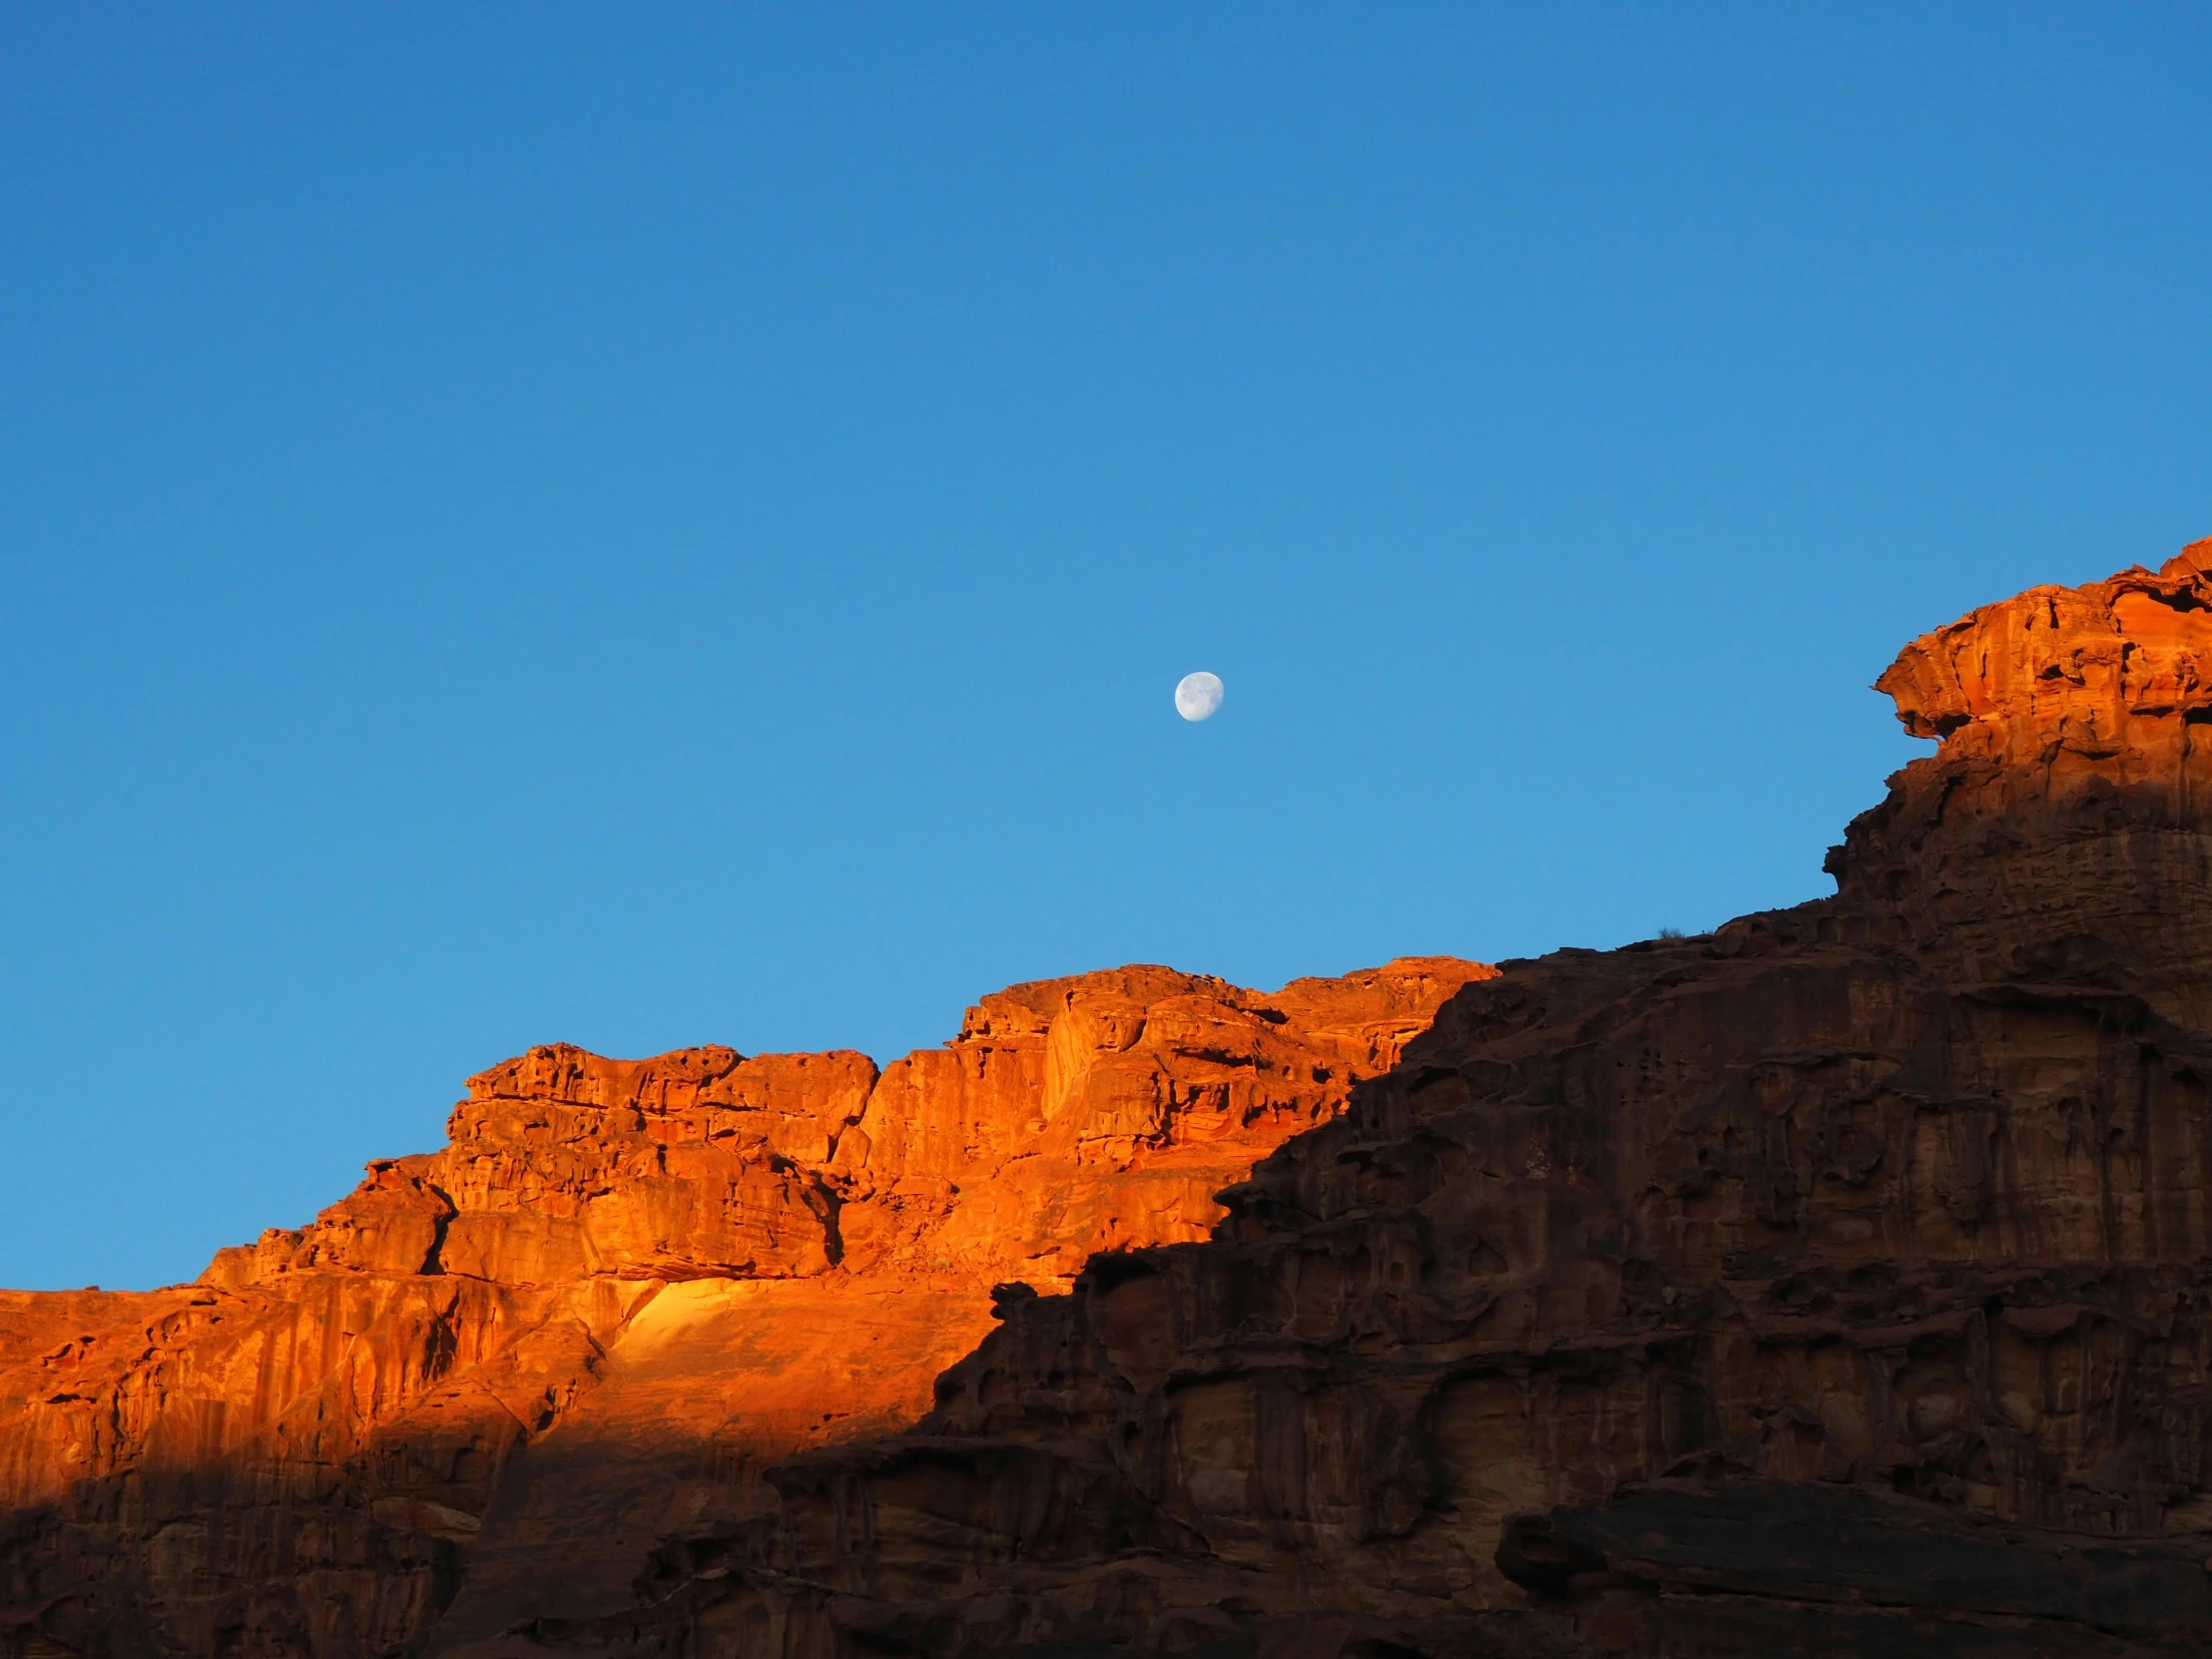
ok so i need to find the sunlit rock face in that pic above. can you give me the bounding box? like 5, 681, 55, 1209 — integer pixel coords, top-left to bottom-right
1836, 537, 2212, 1027
0, 957, 1490, 1657
647, 540, 2212, 1659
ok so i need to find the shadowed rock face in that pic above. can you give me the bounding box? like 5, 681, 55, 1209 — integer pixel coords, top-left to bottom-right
610, 541, 2212, 1658
0, 959, 1490, 1657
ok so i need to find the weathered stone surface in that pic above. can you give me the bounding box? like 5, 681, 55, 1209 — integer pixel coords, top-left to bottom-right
1837, 536, 2212, 1026
0, 959, 1488, 1656
17, 537, 2212, 1657
629, 539, 2212, 1657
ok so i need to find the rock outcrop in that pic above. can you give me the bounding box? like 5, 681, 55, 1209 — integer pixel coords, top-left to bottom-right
611, 540, 2212, 1657
0, 960, 1491, 1657
14, 538, 2212, 1658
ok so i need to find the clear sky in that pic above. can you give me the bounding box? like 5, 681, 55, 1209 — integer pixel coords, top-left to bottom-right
3, 6, 2207, 1291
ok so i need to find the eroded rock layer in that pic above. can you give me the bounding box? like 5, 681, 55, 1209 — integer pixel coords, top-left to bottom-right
621, 541, 2212, 1658
0, 960, 1491, 1657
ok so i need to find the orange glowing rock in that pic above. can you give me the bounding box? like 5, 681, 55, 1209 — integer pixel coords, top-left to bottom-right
0, 957, 1491, 1655
30, 543, 2212, 1656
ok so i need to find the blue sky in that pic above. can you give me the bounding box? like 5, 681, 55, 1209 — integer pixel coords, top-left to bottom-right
3, 6, 2207, 1290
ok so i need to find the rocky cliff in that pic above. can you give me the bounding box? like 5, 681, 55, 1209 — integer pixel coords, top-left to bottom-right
0, 960, 1490, 1656
14, 540, 2212, 1659
592, 540, 2212, 1658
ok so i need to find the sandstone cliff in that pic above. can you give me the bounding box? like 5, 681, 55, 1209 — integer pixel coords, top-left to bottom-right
15, 538, 2212, 1659
590, 539, 2212, 1658
0, 960, 1490, 1656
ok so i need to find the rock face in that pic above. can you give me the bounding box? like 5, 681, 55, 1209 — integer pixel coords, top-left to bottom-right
15, 540, 2212, 1659
622, 540, 2212, 1658
1842, 540, 2212, 1027
0, 959, 1490, 1657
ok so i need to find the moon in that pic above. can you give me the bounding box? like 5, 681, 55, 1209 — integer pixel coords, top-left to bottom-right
1174, 671, 1225, 722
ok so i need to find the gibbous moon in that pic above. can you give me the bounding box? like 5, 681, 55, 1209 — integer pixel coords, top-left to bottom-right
1174, 671, 1225, 722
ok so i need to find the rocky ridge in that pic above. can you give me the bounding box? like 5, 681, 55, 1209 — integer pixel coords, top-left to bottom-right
15, 537, 2212, 1658
0, 960, 1490, 1656
615, 539, 2212, 1657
